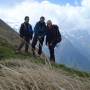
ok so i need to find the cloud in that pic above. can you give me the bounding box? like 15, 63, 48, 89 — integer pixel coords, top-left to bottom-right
0, 0, 90, 33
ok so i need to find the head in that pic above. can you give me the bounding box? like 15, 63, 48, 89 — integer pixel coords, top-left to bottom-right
47, 20, 52, 28
40, 16, 45, 23
24, 16, 29, 23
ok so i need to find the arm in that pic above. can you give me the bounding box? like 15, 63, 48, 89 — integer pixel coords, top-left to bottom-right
34, 22, 39, 35
19, 23, 25, 38
43, 24, 47, 37
46, 34, 48, 45
45, 30, 51, 46
29, 24, 33, 39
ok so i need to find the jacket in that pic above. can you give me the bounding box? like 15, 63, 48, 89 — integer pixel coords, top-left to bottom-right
46, 25, 62, 46
20, 22, 33, 39
34, 21, 47, 37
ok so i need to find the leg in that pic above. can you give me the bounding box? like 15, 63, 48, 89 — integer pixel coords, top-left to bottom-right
31, 36, 38, 55
32, 36, 38, 49
38, 37, 44, 55
49, 45, 55, 63
25, 37, 30, 53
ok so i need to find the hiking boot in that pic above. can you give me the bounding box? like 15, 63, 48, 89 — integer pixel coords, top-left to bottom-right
32, 49, 36, 57
50, 60, 55, 64
15, 50, 21, 54
25, 50, 29, 54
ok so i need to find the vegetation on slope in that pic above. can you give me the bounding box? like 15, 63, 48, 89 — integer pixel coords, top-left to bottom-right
0, 36, 90, 78
0, 36, 90, 90
1, 19, 90, 90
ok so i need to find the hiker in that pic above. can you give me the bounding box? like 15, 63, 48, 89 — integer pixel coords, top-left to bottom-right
46, 20, 62, 63
32, 16, 47, 56
16, 16, 33, 53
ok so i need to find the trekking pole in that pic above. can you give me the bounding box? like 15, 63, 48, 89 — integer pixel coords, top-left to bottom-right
17, 35, 52, 68
21, 37, 31, 47
38, 39, 52, 69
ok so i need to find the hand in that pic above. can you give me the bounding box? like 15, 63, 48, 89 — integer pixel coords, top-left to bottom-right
38, 36, 41, 39
22, 36, 25, 39
48, 43, 52, 46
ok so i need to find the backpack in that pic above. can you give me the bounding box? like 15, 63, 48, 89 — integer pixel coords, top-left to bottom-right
53, 25, 62, 43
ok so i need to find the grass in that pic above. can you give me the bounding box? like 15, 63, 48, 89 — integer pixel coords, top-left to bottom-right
0, 19, 90, 90
1, 48, 90, 78
52, 64, 90, 77
0, 38, 90, 90
0, 37, 90, 78
0, 45, 33, 60
0, 37, 32, 60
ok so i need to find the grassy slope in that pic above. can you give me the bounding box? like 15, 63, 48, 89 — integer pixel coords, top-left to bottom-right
0, 37, 90, 90
0, 36, 90, 77
0, 19, 90, 89
0, 19, 20, 47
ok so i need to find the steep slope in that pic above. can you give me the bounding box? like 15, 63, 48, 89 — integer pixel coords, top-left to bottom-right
0, 59, 90, 90
0, 19, 33, 59
0, 19, 20, 46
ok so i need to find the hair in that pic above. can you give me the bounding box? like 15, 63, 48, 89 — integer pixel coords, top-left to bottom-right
47, 20, 52, 25
40, 16, 45, 20
24, 16, 29, 20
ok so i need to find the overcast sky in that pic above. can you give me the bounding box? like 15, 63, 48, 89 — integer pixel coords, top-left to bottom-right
0, 0, 90, 33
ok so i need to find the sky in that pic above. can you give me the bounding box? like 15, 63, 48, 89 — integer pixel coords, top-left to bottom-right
0, 0, 81, 7
0, 0, 90, 33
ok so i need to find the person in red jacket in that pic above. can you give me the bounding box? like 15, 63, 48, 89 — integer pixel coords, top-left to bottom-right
46, 20, 62, 63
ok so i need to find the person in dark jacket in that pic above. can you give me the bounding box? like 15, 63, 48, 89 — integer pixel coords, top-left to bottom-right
16, 16, 33, 53
46, 20, 62, 63
32, 16, 47, 56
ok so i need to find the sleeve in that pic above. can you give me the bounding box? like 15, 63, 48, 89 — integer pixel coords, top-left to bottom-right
29, 24, 33, 33
46, 37, 48, 45
34, 22, 39, 35
40, 23, 47, 37
43, 24, 47, 37
29, 25, 33, 39
19, 23, 25, 38
45, 31, 48, 45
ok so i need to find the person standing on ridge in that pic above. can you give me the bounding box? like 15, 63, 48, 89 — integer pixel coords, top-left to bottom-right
32, 16, 47, 56
16, 16, 33, 53
46, 20, 62, 63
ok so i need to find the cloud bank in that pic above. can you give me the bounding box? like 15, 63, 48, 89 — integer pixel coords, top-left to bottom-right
0, 0, 90, 33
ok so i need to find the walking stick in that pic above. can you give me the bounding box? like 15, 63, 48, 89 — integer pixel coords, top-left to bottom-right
37, 38, 52, 69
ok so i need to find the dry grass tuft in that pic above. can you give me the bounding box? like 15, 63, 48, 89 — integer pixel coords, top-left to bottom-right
0, 59, 90, 90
